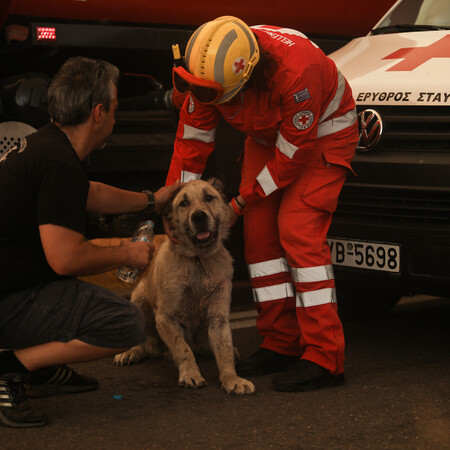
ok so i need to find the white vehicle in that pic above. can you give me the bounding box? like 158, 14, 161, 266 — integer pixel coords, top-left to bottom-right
327, 0, 450, 316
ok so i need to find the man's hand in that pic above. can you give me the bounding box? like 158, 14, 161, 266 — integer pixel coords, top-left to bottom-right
121, 240, 155, 271
154, 180, 183, 211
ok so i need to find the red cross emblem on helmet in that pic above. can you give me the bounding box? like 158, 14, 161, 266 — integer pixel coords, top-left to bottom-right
233, 57, 246, 74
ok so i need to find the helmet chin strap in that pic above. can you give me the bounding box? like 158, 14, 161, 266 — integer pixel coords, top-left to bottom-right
216, 81, 246, 104
221, 90, 244, 119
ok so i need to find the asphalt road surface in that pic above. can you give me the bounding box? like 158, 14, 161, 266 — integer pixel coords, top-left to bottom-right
1, 289, 449, 449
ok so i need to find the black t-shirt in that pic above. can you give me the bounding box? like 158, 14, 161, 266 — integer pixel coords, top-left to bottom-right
0, 123, 90, 296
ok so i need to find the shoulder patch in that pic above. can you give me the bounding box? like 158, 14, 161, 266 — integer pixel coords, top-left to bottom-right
188, 95, 195, 114
293, 110, 314, 130
293, 88, 310, 103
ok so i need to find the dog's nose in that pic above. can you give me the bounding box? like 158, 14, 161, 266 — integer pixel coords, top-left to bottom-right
191, 210, 208, 227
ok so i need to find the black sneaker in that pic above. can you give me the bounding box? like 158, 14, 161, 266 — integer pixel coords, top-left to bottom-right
25, 365, 98, 398
272, 359, 345, 392
236, 348, 298, 377
0, 373, 47, 428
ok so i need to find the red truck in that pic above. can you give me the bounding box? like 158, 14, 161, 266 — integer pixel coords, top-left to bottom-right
0, 0, 395, 282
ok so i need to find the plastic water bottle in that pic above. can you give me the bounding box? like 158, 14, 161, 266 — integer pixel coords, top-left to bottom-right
117, 220, 155, 283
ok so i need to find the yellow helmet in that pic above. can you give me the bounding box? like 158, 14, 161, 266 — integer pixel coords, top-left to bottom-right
183, 16, 260, 104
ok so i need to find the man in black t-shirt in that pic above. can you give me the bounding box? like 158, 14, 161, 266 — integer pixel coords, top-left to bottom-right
0, 57, 180, 428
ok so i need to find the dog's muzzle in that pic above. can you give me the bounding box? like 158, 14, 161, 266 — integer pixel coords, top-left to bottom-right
190, 210, 216, 246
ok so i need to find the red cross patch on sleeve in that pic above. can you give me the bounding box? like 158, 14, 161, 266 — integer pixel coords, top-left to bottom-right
293, 110, 314, 130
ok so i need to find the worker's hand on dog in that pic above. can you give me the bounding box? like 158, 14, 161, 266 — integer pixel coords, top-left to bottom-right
154, 180, 183, 211
121, 240, 155, 271
228, 195, 246, 227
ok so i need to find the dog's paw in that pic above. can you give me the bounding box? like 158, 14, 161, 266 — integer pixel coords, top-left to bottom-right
178, 369, 207, 389
113, 350, 142, 366
221, 375, 255, 395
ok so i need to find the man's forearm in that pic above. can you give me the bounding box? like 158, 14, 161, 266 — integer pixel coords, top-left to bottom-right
51, 240, 130, 276
86, 181, 147, 214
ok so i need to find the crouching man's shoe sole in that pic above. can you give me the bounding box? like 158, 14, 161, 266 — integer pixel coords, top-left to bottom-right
272, 359, 345, 392
25, 365, 98, 398
0, 374, 47, 428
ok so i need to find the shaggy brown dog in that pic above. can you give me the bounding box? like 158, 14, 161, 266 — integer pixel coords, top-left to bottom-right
114, 179, 255, 395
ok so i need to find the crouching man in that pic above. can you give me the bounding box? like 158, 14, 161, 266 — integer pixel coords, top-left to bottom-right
0, 56, 180, 428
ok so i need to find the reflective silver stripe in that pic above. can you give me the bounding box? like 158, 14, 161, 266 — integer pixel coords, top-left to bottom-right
291, 264, 334, 283
277, 132, 299, 159
253, 282, 295, 303
319, 70, 346, 124
256, 165, 278, 196
248, 258, 290, 279
183, 124, 216, 143
215, 30, 238, 85
181, 170, 201, 183
238, 22, 256, 56
316, 109, 357, 139
296, 288, 337, 307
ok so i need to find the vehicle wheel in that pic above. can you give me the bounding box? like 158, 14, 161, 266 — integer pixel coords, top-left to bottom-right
336, 283, 402, 320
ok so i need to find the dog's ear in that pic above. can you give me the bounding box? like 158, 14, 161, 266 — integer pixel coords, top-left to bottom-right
208, 178, 228, 203
208, 178, 227, 195
208, 178, 224, 193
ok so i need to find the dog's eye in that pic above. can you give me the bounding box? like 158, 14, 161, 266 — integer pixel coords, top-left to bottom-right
205, 195, 215, 202
179, 200, 189, 207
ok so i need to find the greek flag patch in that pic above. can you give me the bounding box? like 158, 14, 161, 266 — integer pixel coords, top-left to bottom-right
293, 88, 310, 103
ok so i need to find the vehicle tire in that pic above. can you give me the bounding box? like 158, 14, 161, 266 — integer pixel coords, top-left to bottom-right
336, 283, 402, 320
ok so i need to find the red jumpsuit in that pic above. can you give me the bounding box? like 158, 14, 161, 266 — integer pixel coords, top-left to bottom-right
167, 25, 358, 374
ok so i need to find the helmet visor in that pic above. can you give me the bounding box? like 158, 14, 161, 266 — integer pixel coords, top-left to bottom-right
172, 66, 223, 104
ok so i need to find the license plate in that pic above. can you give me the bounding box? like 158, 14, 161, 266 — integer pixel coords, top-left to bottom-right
328, 238, 401, 273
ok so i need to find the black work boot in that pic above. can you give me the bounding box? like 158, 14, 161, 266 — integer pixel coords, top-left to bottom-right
236, 348, 298, 377
25, 365, 98, 398
0, 373, 47, 428
272, 359, 345, 392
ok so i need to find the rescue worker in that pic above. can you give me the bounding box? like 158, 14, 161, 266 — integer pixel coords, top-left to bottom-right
165, 16, 358, 392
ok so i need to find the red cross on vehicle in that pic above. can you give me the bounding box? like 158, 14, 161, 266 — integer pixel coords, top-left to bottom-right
234, 58, 245, 73
382, 34, 450, 71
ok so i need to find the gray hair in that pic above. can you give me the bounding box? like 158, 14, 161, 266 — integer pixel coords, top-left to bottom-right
48, 57, 119, 125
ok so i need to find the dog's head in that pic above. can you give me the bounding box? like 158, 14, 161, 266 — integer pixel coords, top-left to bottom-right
164, 179, 230, 257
